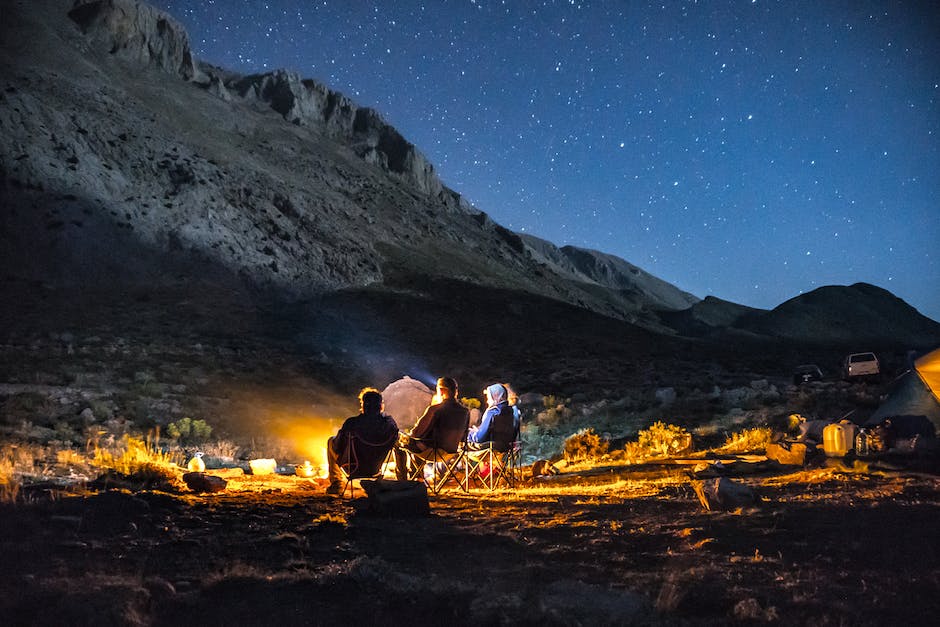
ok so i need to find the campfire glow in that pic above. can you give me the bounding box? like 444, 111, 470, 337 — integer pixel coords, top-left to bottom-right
295, 460, 315, 477
270, 423, 335, 479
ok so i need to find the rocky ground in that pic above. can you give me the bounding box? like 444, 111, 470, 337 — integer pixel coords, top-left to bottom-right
1, 458, 938, 626
3, 279, 935, 626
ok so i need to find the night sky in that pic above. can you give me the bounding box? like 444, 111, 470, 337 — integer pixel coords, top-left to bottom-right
152, 1, 940, 321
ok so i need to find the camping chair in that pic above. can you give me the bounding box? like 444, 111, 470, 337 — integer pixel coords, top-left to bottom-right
397, 437, 467, 494
338, 432, 397, 498
463, 440, 518, 491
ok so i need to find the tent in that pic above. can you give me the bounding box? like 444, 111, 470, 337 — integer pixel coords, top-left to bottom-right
867, 347, 940, 436
381, 376, 433, 432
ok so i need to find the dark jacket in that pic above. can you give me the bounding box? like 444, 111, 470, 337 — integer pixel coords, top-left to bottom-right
409, 398, 470, 453
470, 401, 516, 450
331, 411, 399, 455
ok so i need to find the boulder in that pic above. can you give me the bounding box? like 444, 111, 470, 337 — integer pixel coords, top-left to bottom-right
691, 477, 757, 511
530, 459, 560, 478
182, 472, 227, 493
655, 387, 676, 406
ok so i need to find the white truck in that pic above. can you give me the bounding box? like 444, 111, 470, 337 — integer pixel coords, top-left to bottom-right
843, 352, 880, 380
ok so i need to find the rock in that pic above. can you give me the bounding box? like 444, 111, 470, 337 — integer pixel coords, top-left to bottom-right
360, 479, 429, 517
143, 577, 176, 599
538, 579, 650, 624
182, 471, 227, 493
518, 392, 545, 406
531, 459, 560, 478
68, 0, 200, 81
765, 441, 809, 466
691, 477, 757, 511
655, 387, 677, 406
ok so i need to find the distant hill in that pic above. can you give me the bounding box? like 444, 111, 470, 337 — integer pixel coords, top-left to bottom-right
733, 283, 940, 349
658, 296, 764, 337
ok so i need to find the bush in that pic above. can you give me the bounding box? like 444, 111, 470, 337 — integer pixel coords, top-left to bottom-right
92, 434, 183, 488
637, 421, 691, 457
563, 428, 609, 462
716, 427, 772, 454
166, 417, 212, 444
459, 397, 481, 410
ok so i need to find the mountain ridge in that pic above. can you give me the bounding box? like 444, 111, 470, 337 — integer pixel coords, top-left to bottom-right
1, 0, 937, 351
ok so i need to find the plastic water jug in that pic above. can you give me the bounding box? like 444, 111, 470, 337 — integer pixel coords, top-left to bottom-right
823, 421, 857, 457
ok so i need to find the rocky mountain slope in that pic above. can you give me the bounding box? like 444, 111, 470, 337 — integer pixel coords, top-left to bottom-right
0, 0, 696, 333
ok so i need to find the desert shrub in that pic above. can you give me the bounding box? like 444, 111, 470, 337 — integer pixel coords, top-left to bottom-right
519, 423, 563, 463
130, 371, 162, 397
637, 421, 691, 457
166, 417, 212, 444
620, 440, 646, 463
87, 399, 114, 420
459, 397, 481, 410
200, 439, 240, 459
716, 427, 773, 454
0, 447, 19, 503
563, 428, 609, 462
92, 434, 182, 486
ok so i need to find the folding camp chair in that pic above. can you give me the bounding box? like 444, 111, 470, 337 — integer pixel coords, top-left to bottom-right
397, 437, 467, 494
463, 440, 518, 491
338, 432, 397, 498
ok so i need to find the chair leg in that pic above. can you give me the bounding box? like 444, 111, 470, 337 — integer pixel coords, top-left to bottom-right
433, 452, 467, 494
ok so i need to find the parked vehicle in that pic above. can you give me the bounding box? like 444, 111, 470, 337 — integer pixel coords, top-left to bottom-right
792, 364, 824, 385
843, 352, 880, 380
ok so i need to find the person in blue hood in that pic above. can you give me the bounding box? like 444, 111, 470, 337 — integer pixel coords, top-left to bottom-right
468, 383, 520, 451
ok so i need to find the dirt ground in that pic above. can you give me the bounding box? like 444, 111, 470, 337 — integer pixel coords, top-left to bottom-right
1, 460, 938, 626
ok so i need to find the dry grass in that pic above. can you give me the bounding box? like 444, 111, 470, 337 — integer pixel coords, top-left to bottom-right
714, 427, 773, 454
0, 453, 19, 503
91, 434, 183, 487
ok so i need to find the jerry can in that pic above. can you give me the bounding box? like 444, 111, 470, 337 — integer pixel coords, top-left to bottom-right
823, 421, 857, 457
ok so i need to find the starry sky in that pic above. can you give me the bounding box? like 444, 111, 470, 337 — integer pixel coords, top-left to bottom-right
152, 1, 940, 321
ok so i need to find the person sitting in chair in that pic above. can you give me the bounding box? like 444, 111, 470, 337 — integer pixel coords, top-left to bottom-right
326, 388, 399, 495
395, 377, 469, 481
468, 383, 517, 450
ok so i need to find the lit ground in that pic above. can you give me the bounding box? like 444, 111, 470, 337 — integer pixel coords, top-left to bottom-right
1, 459, 938, 626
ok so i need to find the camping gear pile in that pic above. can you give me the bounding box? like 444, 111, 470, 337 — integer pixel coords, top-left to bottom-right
767, 347, 940, 466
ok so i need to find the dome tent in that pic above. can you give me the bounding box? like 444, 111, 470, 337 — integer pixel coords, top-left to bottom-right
381, 376, 433, 432
867, 347, 940, 436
